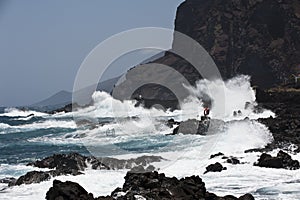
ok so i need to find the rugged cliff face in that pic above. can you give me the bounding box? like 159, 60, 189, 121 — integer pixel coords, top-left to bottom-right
115, 0, 300, 106
168, 0, 300, 88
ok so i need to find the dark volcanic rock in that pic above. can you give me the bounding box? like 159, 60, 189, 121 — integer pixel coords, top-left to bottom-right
171, 0, 300, 88
255, 150, 300, 170
12, 153, 163, 186
210, 152, 224, 159
46, 171, 254, 200
14, 171, 51, 186
257, 90, 300, 151
46, 179, 95, 200
27, 152, 88, 175
204, 162, 227, 174
116, 171, 206, 199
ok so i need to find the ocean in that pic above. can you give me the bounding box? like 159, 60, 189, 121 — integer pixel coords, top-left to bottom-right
0, 75, 300, 199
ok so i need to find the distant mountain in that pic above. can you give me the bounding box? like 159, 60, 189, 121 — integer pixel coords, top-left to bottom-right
31, 90, 72, 108
31, 76, 121, 109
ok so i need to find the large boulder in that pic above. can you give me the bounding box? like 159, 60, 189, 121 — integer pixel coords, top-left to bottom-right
172, 118, 209, 135
46, 180, 95, 200
13, 171, 51, 186
27, 152, 87, 174
204, 162, 227, 174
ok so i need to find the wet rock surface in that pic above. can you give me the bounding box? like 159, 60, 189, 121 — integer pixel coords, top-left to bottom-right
172, 118, 210, 135
204, 162, 227, 174
13, 171, 51, 186
256, 89, 300, 152
27, 152, 88, 172
46, 171, 254, 200
46, 179, 95, 200
255, 150, 300, 170
11, 153, 163, 186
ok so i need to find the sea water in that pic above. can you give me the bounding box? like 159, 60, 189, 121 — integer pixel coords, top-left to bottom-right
0, 75, 299, 200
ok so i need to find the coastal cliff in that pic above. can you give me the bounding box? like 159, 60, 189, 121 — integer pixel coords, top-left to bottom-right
116, 0, 300, 106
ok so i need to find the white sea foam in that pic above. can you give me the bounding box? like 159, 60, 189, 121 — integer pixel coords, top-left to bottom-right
0, 120, 77, 134
0, 108, 48, 118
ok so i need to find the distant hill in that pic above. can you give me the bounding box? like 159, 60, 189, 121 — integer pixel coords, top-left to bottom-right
31, 90, 72, 109
31, 76, 121, 109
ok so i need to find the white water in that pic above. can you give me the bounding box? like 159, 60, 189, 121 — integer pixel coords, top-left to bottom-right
1, 75, 299, 200
0, 108, 47, 117
0, 120, 77, 134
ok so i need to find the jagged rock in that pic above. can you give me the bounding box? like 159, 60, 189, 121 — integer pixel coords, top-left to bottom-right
12, 154, 163, 186
46, 180, 95, 200
204, 162, 227, 174
257, 90, 300, 151
210, 152, 224, 159
115, 171, 207, 199
27, 152, 87, 174
255, 150, 300, 170
13, 171, 51, 186
46, 172, 254, 200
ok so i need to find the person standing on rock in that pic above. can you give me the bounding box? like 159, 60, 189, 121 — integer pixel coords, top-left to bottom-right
204, 107, 210, 117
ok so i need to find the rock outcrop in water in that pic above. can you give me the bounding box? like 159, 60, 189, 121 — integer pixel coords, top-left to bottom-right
46, 171, 255, 200
204, 162, 227, 174
10, 153, 163, 186
172, 118, 210, 135
255, 150, 300, 170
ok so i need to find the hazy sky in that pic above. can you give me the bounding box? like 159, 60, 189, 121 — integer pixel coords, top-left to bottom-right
0, 0, 183, 107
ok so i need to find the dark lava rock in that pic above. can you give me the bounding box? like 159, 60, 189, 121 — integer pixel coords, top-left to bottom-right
255, 150, 300, 170
14, 171, 51, 186
116, 171, 206, 199
46, 171, 254, 200
27, 152, 87, 174
238, 193, 255, 200
227, 157, 241, 165
46, 179, 95, 200
204, 162, 227, 174
13, 154, 162, 186
257, 90, 300, 152
210, 152, 224, 159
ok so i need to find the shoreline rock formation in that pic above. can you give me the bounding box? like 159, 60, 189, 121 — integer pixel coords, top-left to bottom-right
46, 171, 255, 200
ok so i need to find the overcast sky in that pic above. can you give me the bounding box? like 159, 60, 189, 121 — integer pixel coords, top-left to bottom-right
0, 0, 183, 107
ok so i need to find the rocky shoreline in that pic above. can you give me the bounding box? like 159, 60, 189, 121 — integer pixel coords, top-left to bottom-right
256, 88, 300, 152
1, 88, 299, 199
